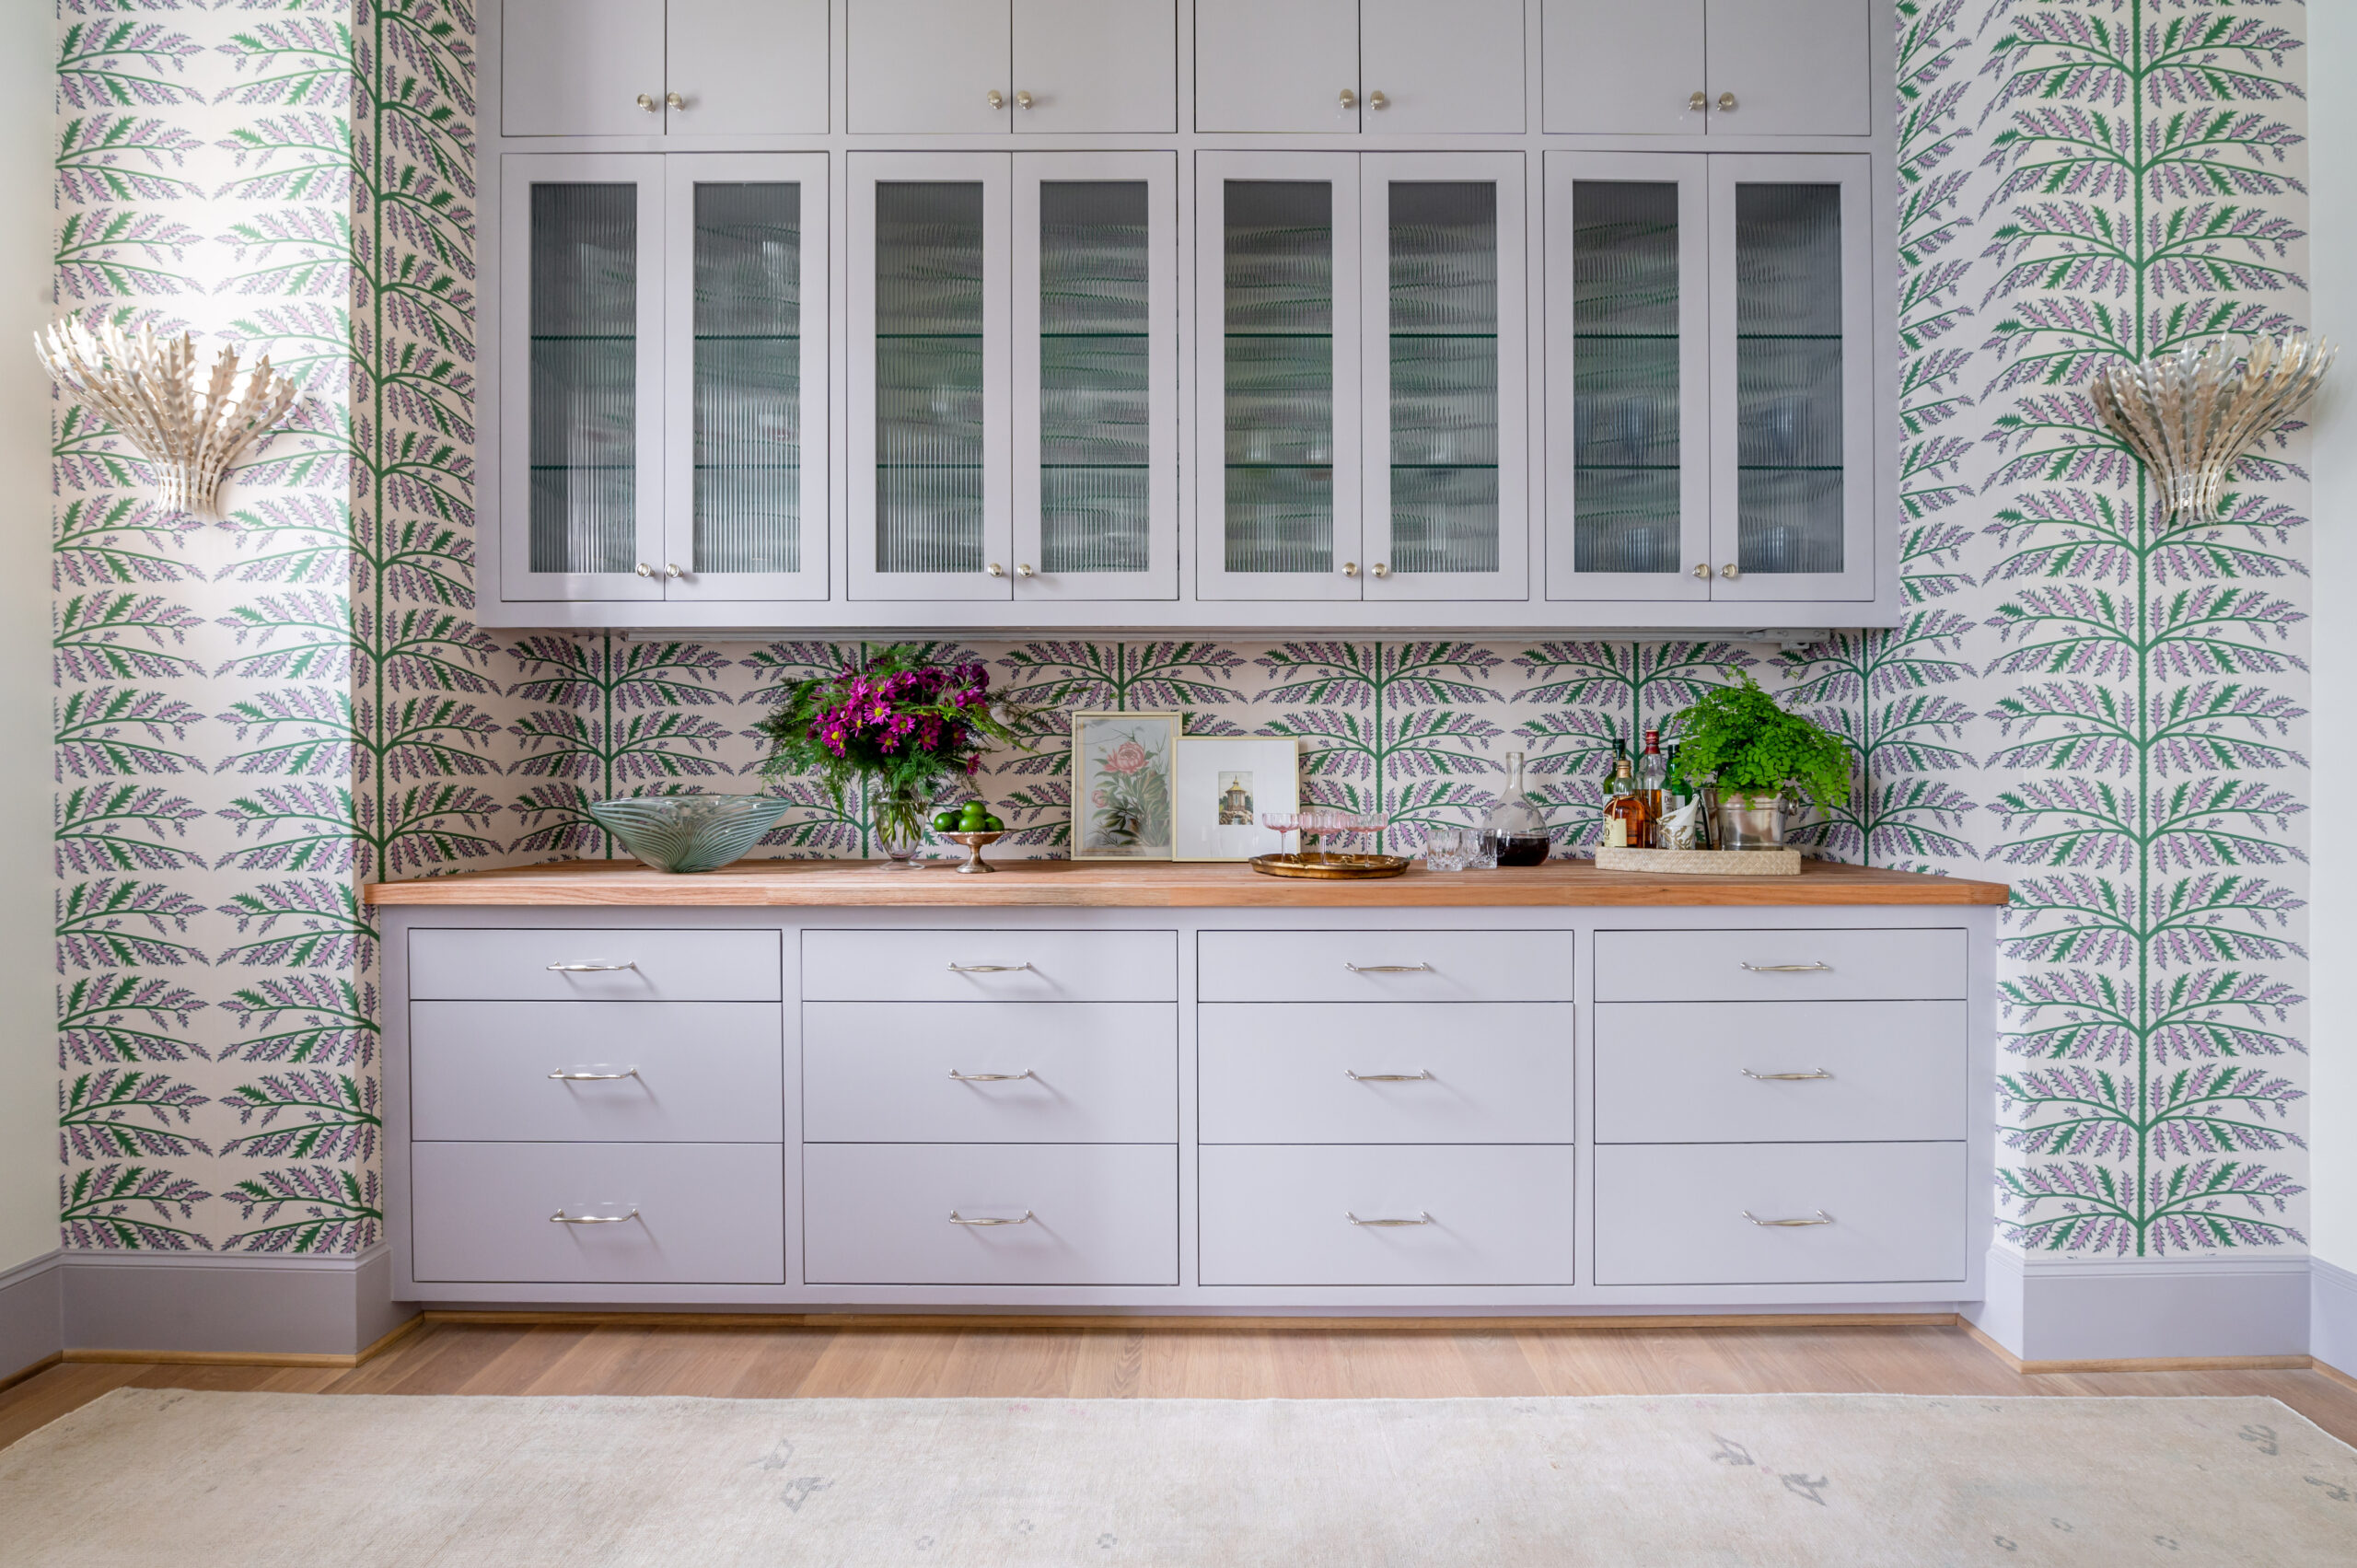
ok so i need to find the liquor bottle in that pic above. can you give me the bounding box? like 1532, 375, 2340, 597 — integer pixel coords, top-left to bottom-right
1637, 729, 1667, 826
1484, 749, 1552, 866
1602, 747, 1652, 850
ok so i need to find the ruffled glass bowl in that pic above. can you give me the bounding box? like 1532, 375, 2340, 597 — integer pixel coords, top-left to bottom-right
586, 794, 792, 874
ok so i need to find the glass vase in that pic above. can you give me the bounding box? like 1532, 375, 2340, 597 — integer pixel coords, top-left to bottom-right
871, 784, 931, 870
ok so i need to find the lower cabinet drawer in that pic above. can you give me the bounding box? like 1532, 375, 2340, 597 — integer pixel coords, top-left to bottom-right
1592, 1143, 1968, 1285
1199, 1145, 1575, 1286
411, 1142, 784, 1283
803, 1144, 1178, 1285
1199, 1004, 1573, 1144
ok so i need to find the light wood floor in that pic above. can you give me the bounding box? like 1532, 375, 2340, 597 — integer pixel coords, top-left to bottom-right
7, 1318, 2357, 1454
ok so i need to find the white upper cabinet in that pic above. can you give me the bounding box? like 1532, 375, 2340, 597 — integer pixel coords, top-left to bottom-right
1196, 0, 1525, 134
1542, 0, 1869, 137
501, 0, 829, 137
850, 0, 1176, 134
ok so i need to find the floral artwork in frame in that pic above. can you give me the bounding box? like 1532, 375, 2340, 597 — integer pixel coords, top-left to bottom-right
1172, 735, 1301, 861
1071, 711, 1180, 861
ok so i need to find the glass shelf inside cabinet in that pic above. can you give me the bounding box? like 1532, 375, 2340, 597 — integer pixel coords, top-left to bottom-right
693, 181, 801, 575
1223, 180, 1334, 575
528, 182, 639, 576
874, 181, 987, 575
1387, 181, 1499, 575
1039, 180, 1151, 575
1734, 182, 1843, 575
1571, 180, 1680, 576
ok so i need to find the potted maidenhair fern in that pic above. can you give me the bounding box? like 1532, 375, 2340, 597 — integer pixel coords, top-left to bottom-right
1665, 674, 1854, 850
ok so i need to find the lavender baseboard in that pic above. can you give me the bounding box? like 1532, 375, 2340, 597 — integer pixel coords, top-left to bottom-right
55, 1247, 411, 1359
2314, 1257, 2357, 1381
0, 1250, 62, 1381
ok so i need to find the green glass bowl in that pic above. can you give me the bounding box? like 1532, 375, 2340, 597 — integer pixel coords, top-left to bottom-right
586, 794, 793, 874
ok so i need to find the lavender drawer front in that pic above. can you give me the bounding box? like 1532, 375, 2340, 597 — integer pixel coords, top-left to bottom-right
802, 930, 1178, 1003
1198, 1004, 1574, 1144
804, 1144, 1178, 1284
412, 1142, 784, 1283
1199, 1145, 1575, 1285
1592, 1143, 1969, 1285
409, 928, 783, 1002
411, 1002, 783, 1143
1593, 928, 1966, 1003
1593, 1001, 1966, 1144
1198, 930, 1576, 1003
803, 1002, 1176, 1143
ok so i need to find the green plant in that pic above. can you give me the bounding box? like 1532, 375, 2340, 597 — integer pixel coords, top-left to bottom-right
1666, 673, 1854, 808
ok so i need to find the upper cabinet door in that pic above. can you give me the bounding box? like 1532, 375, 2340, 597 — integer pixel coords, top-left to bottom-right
848, 0, 1015, 134
502, 0, 669, 137
1361, 153, 1527, 602
1706, 154, 1874, 602
850, 155, 1015, 601
661, 155, 830, 603
1012, 154, 1178, 600
499, 156, 668, 602
1543, 153, 1711, 602
1195, 154, 1364, 602
1011, 0, 1176, 134
666, 0, 830, 135
1359, 0, 1526, 134
1704, 0, 1870, 137
1193, 0, 1360, 134
1541, 0, 1703, 135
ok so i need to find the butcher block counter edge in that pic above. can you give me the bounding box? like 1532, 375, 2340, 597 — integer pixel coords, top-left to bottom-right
363, 858, 2009, 909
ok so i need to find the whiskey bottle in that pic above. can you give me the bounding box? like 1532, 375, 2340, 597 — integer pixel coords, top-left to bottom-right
1602, 748, 1652, 850
1637, 729, 1666, 826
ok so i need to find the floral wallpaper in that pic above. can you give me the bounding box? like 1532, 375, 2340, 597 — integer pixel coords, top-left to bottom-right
42, 1, 2310, 1265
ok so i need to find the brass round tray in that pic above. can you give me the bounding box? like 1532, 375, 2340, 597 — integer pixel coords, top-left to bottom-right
1248, 852, 1412, 880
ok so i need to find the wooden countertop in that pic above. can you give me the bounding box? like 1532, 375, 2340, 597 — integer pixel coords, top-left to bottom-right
364, 857, 2009, 908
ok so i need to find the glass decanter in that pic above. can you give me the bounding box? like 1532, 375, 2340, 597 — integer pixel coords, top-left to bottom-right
1483, 750, 1551, 866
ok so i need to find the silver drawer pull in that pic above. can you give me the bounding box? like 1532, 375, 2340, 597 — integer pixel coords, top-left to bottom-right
948, 1069, 1035, 1082
948, 1210, 1035, 1226
1742, 1210, 1834, 1227
1740, 1067, 1833, 1082
946, 962, 1033, 973
1740, 961, 1832, 973
547, 961, 639, 973
548, 1067, 641, 1082
550, 1207, 639, 1225
1346, 1211, 1434, 1226
1345, 1069, 1434, 1083
1343, 962, 1433, 974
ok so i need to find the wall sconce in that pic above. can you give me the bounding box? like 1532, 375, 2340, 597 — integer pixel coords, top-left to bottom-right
2088, 332, 2333, 527
34, 319, 301, 522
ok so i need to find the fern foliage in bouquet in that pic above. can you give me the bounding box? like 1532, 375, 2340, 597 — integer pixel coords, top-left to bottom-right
1667, 673, 1853, 810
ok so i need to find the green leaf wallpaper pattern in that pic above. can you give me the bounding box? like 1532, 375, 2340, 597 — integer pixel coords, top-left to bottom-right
40, 0, 2310, 1261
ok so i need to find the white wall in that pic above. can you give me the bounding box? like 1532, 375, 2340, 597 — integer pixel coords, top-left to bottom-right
2309, 2, 2355, 1275
0, 0, 53, 1273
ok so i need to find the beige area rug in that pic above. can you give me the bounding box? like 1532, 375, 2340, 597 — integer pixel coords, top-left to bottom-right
4, 1389, 2354, 1565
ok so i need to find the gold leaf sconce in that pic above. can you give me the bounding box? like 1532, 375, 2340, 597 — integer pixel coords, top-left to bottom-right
2088, 332, 2333, 526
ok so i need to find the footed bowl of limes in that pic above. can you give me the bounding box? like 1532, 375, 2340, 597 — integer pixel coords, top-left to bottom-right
931, 800, 1007, 875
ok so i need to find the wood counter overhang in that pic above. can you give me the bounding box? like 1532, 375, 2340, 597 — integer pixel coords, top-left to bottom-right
363, 858, 2010, 909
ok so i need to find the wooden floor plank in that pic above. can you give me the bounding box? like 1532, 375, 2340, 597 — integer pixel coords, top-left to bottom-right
8, 1321, 2357, 1451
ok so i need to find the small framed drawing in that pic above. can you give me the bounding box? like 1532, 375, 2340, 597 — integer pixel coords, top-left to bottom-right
1070, 711, 1181, 860
1172, 736, 1302, 861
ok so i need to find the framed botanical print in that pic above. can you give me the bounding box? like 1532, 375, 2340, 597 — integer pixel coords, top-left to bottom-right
1070, 711, 1181, 860
1172, 736, 1301, 861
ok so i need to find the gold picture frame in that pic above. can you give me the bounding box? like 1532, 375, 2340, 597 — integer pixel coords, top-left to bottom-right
1069, 711, 1182, 861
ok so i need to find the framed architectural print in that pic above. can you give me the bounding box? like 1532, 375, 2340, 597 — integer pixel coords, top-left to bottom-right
1070, 711, 1181, 860
1172, 735, 1301, 861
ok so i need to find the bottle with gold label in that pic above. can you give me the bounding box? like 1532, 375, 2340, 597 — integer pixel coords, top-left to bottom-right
1601, 743, 1651, 850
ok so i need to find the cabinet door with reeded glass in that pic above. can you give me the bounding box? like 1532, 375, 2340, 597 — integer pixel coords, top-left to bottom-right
850, 154, 1014, 600
660, 155, 829, 603
1196, 153, 1363, 601
1012, 153, 1176, 599
1707, 154, 1873, 602
499, 154, 666, 602
1360, 153, 1527, 602
1542, 152, 1710, 601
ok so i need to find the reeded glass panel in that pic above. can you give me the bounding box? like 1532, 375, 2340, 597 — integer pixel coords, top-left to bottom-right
1572, 180, 1680, 575
1388, 181, 1498, 575
1039, 180, 1150, 575
1735, 182, 1842, 575
693, 181, 800, 575
1224, 180, 1332, 575
528, 183, 638, 575
875, 181, 985, 575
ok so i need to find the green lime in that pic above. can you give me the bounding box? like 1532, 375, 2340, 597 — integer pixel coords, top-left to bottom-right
931, 811, 961, 832
981, 813, 1004, 832
960, 802, 988, 824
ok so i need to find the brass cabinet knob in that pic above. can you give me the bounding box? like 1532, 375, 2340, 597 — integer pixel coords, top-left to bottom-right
665, 91, 685, 110
635, 93, 658, 113
1689, 90, 1707, 112
1341, 561, 1359, 577
1015, 89, 1033, 110
985, 563, 1005, 578
634, 562, 654, 577
1370, 562, 1391, 579
664, 563, 683, 579
1691, 563, 1709, 579
1339, 87, 1357, 111
1016, 563, 1035, 578
1367, 89, 1388, 110
986, 88, 1004, 110
1720, 563, 1740, 579
1717, 91, 1737, 111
